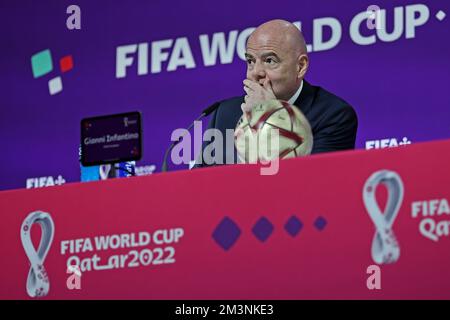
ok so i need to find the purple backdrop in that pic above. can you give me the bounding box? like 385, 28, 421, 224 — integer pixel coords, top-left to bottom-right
1, 0, 449, 190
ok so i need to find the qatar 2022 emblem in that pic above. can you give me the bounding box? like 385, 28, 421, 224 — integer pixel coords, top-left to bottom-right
363, 170, 404, 265
21, 211, 55, 298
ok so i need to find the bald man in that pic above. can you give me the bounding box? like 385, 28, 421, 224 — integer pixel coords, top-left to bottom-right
196, 19, 358, 167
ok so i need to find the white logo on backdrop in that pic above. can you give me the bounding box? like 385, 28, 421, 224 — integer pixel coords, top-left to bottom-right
115, 4, 439, 78
26, 175, 66, 189
365, 137, 411, 150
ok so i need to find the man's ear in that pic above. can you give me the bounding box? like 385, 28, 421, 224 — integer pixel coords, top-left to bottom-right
297, 54, 309, 79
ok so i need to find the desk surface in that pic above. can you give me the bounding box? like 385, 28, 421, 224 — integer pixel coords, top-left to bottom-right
1, 139, 449, 299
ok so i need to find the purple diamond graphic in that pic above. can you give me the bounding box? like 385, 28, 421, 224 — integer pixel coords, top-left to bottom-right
284, 216, 303, 237
212, 217, 241, 251
314, 216, 327, 231
252, 217, 274, 242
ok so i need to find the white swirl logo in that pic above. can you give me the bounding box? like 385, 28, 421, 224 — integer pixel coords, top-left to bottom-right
99, 164, 112, 180
20, 211, 55, 298
363, 170, 404, 265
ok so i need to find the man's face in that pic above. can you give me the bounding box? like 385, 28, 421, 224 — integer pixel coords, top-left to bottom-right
245, 32, 300, 101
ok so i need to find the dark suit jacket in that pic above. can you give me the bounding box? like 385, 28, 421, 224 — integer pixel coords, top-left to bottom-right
195, 80, 358, 167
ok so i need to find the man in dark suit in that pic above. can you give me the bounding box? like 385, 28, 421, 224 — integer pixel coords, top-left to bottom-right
195, 19, 357, 168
